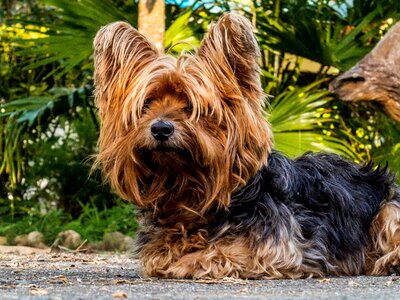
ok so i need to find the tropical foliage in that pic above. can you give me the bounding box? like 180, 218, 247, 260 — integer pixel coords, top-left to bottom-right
0, 0, 399, 242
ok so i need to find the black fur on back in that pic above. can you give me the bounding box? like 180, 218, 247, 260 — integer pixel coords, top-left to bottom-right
211, 151, 396, 274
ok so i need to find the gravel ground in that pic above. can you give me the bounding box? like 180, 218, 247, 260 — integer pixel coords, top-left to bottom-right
1, 249, 400, 300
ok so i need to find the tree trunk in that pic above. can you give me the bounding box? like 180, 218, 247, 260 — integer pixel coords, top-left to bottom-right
138, 0, 165, 53
329, 21, 400, 122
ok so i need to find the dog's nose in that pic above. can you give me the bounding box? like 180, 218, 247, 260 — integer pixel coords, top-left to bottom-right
151, 120, 175, 141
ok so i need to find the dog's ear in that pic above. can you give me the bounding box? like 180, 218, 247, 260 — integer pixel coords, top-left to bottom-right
197, 13, 262, 106
93, 21, 158, 114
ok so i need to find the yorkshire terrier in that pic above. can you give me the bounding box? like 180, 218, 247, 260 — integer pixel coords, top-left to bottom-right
93, 13, 400, 279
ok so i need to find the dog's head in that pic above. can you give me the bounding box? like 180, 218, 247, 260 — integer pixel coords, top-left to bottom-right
93, 13, 272, 213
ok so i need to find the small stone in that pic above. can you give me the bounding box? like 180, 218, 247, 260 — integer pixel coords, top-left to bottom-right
15, 231, 47, 249
57, 230, 82, 249
99, 232, 134, 252
122, 236, 134, 252
0, 236, 7, 245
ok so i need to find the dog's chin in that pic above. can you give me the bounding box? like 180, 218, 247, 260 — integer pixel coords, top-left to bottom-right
139, 145, 193, 168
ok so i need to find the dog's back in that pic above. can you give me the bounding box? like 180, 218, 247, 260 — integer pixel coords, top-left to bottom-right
215, 152, 397, 276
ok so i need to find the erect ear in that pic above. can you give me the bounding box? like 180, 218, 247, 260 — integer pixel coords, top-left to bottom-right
197, 13, 262, 107
93, 21, 158, 115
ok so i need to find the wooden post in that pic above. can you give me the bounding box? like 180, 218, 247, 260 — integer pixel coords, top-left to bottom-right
329, 21, 400, 122
138, 0, 165, 53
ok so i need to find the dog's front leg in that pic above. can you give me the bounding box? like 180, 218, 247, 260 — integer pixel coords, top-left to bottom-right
165, 237, 251, 279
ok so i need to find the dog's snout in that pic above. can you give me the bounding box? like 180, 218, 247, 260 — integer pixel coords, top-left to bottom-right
151, 120, 175, 141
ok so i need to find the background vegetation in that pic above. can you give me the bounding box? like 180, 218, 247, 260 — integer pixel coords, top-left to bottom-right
1, 0, 399, 245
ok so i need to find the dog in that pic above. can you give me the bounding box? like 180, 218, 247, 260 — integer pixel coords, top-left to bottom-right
93, 13, 400, 279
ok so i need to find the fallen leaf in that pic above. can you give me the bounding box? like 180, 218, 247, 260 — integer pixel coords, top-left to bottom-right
112, 292, 128, 298
348, 280, 360, 287
30, 288, 48, 295
384, 280, 394, 286
113, 279, 130, 284
48, 275, 68, 284
0, 285, 16, 289
319, 278, 330, 283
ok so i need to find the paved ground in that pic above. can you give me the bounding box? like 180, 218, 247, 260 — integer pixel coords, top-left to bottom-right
1, 250, 400, 299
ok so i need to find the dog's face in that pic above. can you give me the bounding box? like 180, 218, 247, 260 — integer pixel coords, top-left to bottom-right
93, 13, 272, 212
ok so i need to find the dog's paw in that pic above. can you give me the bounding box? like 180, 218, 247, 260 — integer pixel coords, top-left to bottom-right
166, 254, 209, 279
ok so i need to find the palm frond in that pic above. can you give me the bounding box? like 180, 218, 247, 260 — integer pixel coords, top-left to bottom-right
256, 10, 378, 71
19, 0, 136, 78
165, 9, 201, 53
0, 86, 93, 189
268, 82, 361, 160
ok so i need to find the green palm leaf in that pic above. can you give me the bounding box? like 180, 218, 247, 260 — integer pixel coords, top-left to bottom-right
165, 9, 201, 53
257, 11, 378, 71
268, 82, 360, 160
20, 0, 136, 78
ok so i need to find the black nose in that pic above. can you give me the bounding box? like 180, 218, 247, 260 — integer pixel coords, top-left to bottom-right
151, 120, 175, 141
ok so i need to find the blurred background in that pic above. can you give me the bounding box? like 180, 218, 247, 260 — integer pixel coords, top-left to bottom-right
0, 0, 399, 249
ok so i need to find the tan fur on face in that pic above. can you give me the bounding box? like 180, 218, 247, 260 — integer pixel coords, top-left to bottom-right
93, 14, 273, 214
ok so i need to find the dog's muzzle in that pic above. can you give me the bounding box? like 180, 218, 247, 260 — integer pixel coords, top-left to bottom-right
151, 120, 175, 142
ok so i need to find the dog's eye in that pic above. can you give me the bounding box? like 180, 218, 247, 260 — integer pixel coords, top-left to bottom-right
142, 98, 154, 113
183, 103, 193, 114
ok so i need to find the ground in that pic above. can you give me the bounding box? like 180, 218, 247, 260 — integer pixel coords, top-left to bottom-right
1, 247, 400, 299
